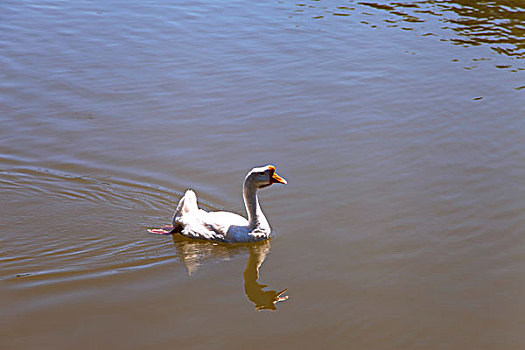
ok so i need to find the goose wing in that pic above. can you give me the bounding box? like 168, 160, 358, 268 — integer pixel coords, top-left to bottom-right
181, 210, 248, 242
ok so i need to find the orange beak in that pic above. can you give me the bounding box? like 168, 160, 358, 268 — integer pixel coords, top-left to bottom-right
269, 165, 287, 185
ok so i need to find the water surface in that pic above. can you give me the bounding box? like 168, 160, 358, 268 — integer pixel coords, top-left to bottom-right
1, 0, 524, 349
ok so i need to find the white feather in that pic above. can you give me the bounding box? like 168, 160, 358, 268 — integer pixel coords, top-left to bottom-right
171, 165, 286, 243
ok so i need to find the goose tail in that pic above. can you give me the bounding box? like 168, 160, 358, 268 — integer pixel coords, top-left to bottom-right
172, 190, 198, 229
180, 189, 198, 213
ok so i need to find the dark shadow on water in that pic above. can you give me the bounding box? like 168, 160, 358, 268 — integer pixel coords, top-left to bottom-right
171, 235, 288, 311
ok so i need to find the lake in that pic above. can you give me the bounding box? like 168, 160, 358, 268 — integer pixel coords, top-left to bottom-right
1, 0, 524, 349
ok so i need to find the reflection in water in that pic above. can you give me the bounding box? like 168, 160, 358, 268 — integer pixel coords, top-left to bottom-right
295, 0, 524, 68
171, 236, 288, 310
437, 0, 524, 58
363, 0, 523, 58
243, 243, 288, 311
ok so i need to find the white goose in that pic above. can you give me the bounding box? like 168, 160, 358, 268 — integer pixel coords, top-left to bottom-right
169, 165, 287, 243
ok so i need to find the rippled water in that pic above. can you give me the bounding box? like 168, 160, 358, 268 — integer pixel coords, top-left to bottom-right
1, 0, 524, 349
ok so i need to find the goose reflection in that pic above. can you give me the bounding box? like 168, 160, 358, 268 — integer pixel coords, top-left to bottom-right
171, 235, 288, 310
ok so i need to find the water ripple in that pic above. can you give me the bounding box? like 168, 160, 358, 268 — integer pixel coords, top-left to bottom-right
290, 0, 524, 70
0, 160, 184, 286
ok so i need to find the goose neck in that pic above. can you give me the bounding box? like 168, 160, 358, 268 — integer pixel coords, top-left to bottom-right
243, 182, 269, 230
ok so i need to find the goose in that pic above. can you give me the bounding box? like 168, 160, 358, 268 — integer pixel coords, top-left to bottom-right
151, 165, 287, 242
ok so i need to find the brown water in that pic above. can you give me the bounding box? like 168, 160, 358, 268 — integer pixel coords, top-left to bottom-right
1, 0, 524, 349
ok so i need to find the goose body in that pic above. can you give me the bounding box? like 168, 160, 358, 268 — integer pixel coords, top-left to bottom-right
171, 165, 287, 243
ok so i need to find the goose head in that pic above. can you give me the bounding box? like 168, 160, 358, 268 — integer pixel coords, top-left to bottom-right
245, 165, 287, 189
